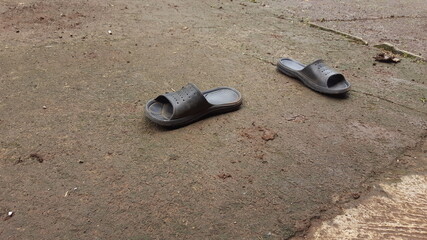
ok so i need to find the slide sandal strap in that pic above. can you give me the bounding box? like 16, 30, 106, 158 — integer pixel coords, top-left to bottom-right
300, 60, 342, 87
156, 83, 211, 119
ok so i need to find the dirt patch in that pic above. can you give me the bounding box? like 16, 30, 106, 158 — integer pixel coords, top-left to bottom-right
240, 122, 278, 143
217, 173, 232, 180
286, 114, 308, 123
1, 2, 85, 29
29, 153, 44, 163
239, 122, 278, 161
374, 52, 401, 63
0, 1, 108, 44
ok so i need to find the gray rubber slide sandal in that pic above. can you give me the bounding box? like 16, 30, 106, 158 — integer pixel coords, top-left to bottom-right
145, 83, 242, 127
277, 58, 351, 94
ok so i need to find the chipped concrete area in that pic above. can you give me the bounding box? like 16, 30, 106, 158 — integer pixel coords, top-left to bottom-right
307, 140, 427, 240
310, 175, 427, 239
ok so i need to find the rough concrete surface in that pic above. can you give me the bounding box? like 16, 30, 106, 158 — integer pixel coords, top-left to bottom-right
0, 0, 426, 239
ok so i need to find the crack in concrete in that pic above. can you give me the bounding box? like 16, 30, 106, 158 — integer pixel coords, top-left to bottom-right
314, 15, 427, 23
374, 43, 425, 61
307, 22, 368, 45
248, 54, 276, 66
307, 22, 425, 60
242, 55, 426, 114
351, 89, 427, 115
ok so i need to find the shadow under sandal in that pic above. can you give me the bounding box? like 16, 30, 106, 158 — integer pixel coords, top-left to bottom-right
145, 83, 242, 127
277, 58, 351, 94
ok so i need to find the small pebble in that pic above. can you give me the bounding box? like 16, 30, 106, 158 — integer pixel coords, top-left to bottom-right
108, 30, 112, 35
8, 211, 13, 217
352, 193, 360, 199
43, 106, 47, 109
